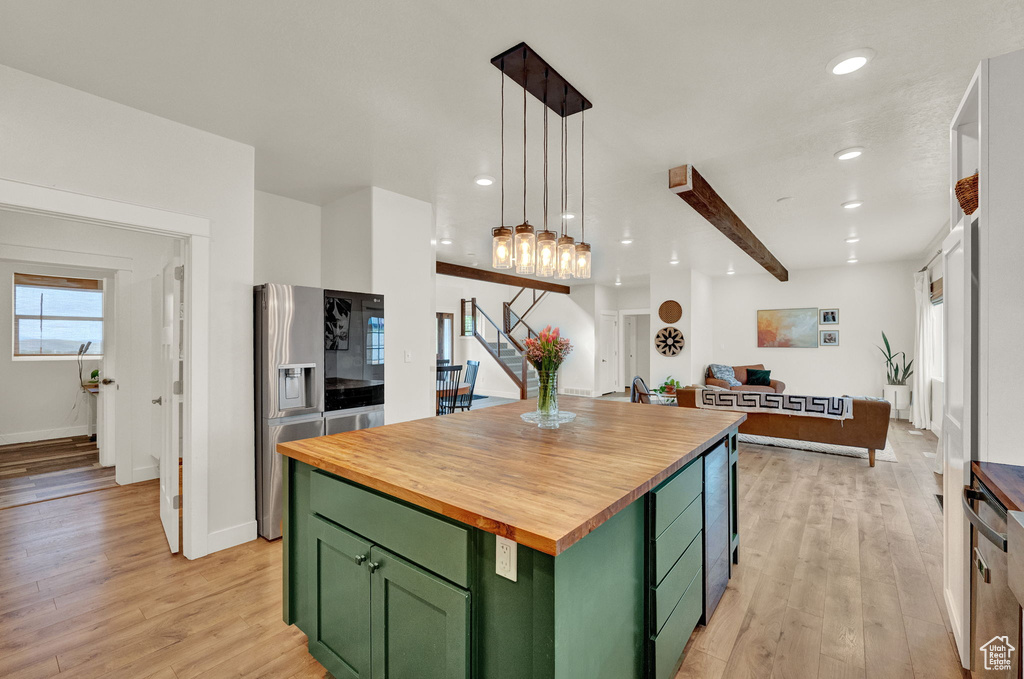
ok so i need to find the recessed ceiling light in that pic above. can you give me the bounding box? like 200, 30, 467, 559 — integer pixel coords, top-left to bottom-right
726, 270, 736, 275
842, 200, 863, 209
620, 238, 633, 245
834, 147, 864, 160
474, 174, 495, 186
827, 49, 874, 75
439, 238, 453, 245
669, 258, 679, 265
845, 236, 860, 244
847, 257, 858, 264
561, 212, 576, 220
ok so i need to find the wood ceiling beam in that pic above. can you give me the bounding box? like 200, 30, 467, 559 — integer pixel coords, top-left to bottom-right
669, 165, 789, 282
436, 261, 571, 294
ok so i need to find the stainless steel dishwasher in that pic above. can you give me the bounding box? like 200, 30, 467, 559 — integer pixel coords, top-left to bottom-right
965, 477, 1022, 677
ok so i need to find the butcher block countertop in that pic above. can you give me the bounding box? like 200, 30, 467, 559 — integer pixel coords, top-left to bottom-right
277, 397, 745, 556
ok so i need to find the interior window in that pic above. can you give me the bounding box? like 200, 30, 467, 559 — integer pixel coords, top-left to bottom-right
13, 273, 104, 357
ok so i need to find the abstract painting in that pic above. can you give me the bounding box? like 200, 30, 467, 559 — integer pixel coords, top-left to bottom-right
757, 308, 818, 348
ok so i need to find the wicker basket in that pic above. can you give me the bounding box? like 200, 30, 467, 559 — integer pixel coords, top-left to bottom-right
955, 172, 979, 215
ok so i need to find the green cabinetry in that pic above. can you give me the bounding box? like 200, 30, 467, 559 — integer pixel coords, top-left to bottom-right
306, 512, 470, 679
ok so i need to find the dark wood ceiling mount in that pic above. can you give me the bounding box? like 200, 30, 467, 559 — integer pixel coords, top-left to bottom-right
669, 165, 789, 282
491, 42, 592, 117
437, 261, 570, 294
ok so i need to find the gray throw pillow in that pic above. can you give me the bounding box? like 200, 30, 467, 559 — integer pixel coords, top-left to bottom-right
709, 363, 741, 387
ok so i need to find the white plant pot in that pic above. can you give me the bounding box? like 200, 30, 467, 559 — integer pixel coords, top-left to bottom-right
882, 384, 912, 419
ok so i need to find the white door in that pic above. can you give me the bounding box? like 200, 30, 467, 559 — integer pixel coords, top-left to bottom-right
159, 258, 183, 554
941, 220, 972, 668
623, 315, 637, 388
96, 275, 115, 467
599, 312, 618, 395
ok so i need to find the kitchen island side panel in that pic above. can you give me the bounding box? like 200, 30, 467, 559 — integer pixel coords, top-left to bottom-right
553, 498, 646, 679
284, 458, 312, 631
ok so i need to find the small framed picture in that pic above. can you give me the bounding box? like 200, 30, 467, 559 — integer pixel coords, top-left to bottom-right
819, 309, 839, 325
820, 330, 840, 346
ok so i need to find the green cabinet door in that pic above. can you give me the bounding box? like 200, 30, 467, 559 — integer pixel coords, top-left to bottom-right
369, 546, 470, 679
309, 516, 373, 679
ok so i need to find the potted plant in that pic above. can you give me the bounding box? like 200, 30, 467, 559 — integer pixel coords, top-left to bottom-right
878, 331, 913, 415
657, 377, 681, 397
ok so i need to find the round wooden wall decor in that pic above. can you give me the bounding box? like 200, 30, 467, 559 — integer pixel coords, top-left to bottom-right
655, 327, 685, 357
658, 300, 682, 324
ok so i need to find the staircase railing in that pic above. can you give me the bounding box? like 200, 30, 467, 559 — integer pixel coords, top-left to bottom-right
502, 288, 547, 349
461, 298, 529, 399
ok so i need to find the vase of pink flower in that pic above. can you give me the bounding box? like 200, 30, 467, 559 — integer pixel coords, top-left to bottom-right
522, 326, 573, 428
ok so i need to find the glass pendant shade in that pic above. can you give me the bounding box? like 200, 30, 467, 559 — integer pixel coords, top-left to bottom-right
574, 242, 592, 279
555, 235, 576, 280
492, 226, 513, 269
536, 230, 557, 277
514, 223, 536, 274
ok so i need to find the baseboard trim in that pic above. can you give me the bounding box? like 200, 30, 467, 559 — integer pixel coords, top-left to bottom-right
206, 520, 258, 554
132, 465, 159, 483
0, 424, 92, 446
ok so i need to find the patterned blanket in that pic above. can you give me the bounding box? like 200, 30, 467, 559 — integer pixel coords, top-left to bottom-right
695, 389, 853, 420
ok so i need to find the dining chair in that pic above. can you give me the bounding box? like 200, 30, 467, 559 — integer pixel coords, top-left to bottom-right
437, 358, 451, 366
630, 376, 653, 404
455, 360, 480, 411
436, 364, 463, 415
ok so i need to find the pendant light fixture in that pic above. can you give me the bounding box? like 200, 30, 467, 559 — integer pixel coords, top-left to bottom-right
513, 81, 536, 274
536, 104, 557, 277
574, 109, 591, 279
492, 63, 513, 269
490, 43, 592, 279
555, 113, 576, 280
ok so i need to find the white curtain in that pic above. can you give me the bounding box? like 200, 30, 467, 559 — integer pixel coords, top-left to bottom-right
911, 271, 933, 429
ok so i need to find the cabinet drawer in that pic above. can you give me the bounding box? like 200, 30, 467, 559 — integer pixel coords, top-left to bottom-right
651, 530, 701, 634
310, 470, 470, 587
651, 566, 703, 679
652, 457, 703, 538
653, 495, 702, 585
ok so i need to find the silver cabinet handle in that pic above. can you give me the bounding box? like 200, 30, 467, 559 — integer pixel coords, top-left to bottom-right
152, 397, 163, 405
354, 554, 367, 565
367, 561, 380, 573
963, 486, 1008, 552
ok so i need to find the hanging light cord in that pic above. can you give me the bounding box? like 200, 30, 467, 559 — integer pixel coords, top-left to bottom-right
581, 108, 585, 243
499, 62, 505, 227
522, 73, 527, 225
543, 103, 548, 231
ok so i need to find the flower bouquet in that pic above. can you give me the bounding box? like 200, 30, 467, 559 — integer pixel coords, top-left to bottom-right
522, 326, 574, 428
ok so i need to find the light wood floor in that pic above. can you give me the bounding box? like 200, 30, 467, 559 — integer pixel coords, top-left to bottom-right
677, 420, 967, 679
0, 436, 116, 510
0, 421, 962, 678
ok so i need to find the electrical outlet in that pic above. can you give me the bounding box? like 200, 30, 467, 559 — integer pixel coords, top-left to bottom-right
404, 350, 412, 363
495, 536, 517, 582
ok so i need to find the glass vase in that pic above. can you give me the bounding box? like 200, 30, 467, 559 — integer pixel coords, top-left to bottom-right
536, 369, 559, 428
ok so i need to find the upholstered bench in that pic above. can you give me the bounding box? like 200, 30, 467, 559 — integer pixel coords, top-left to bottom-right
677, 387, 891, 466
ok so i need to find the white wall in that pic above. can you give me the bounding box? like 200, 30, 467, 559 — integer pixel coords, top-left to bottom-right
322, 188, 373, 292
0, 64, 256, 553
689, 270, 714, 387
254, 190, 321, 287
710, 261, 917, 397
0, 213, 176, 481
370, 188, 435, 424
650, 263, 696, 389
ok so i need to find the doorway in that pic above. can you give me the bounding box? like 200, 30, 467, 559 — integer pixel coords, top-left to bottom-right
598, 311, 618, 395
0, 177, 211, 558
621, 312, 651, 391
436, 312, 454, 363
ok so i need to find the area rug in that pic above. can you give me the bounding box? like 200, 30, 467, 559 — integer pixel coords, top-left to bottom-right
738, 433, 898, 463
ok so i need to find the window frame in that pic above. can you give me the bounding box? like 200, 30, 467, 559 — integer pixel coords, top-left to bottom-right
12, 273, 105, 361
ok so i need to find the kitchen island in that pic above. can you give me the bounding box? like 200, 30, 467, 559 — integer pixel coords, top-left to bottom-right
278, 396, 744, 679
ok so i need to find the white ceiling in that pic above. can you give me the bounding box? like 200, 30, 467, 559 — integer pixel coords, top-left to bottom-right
1, 0, 1021, 286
